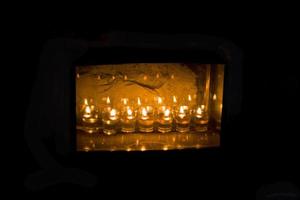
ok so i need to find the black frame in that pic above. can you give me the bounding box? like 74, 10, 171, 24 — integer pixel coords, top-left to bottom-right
70, 32, 243, 155
25, 32, 243, 189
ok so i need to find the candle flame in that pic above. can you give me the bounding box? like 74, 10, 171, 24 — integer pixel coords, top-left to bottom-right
213, 94, 217, 100
124, 75, 127, 80
143, 75, 147, 80
112, 75, 115, 80
84, 98, 88, 105
137, 97, 141, 106
201, 105, 205, 110
164, 109, 170, 117
179, 106, 185, 114
188, 94, 192, 102
156, 73, 160, 78
173, 96, 177, 103
178, 106, 186, 119
106, 97, 111, 104
110, 109, 116, 117
171, 74, 175, 79
196, 107, 202, 115
158, 97, 162, 104
85, 106, 91, 114
122, 98, 128, 105
76, 73, 80, 78
142, 108, 148, 117
127, 108, 133, 116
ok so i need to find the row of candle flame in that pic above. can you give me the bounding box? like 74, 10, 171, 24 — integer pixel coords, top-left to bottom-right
81, 96, 207, 121
79, 96, 211, 134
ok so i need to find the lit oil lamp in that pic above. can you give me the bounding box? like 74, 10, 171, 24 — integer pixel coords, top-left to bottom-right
138, 106, 154, 132
157, 106, 173, 133
102, 107, 120, 135
81, 98, 101, 133
192, 105, 209, 132
174, 105, 191, 133
121, 106, 136, 133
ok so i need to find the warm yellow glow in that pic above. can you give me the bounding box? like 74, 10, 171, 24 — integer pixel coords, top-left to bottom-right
127, 108, 133, 116
85, 106, 91, 114
106, 96, 111, 104
77, 73, 80, 78
109, 109, 118, 120
171, 74, 175, 79
143, 75, 147, 80
97, 75, 101, 80
156, 73, 160, 78
137, 97, 141, 106
213, 94, 217, 100
164, 109, 170, 117
83, 105, 92, 118
142, 108, 148, 117
112, 75, 115, 80
110, 109, 116, 116
163, 146, 168, 151
158, 97, 162, 104
140, 146, 146, 151
201, 105, 205, 110
126, 148, 131, 152
124, 75, 127, 80
178, 106, 186, 119
173, 96, 177, 103
188, 94, 192, 102
90, 105, 95, 111
122, 98, 128, 105
84, 98, 88, 105
196, 107, 202, 115
220, 103, 223, 110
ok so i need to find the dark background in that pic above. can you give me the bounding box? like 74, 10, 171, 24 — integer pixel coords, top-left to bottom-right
23, 16, 299, 198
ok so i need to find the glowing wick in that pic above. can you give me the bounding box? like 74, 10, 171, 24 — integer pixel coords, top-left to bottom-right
106, 97, 111, 104
141, 108, 148, 120
164, 109, 170, 117
188, 94, 192, 102
196, 107, 202, 115
164, 109, 171, 120
158, 97, 162, 105
84, 98, 88, 105
173, 96, 177, 104
83, 106, 91, 118
109, 109, 117, 120
127, 108, 133, 116
213, 94, 217, 100
178, 106, 186, 119
122, 98, 128, 105
127, 108, 134, 119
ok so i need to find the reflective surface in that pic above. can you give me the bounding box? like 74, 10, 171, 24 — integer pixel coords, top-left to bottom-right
77, 130, 220, 151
